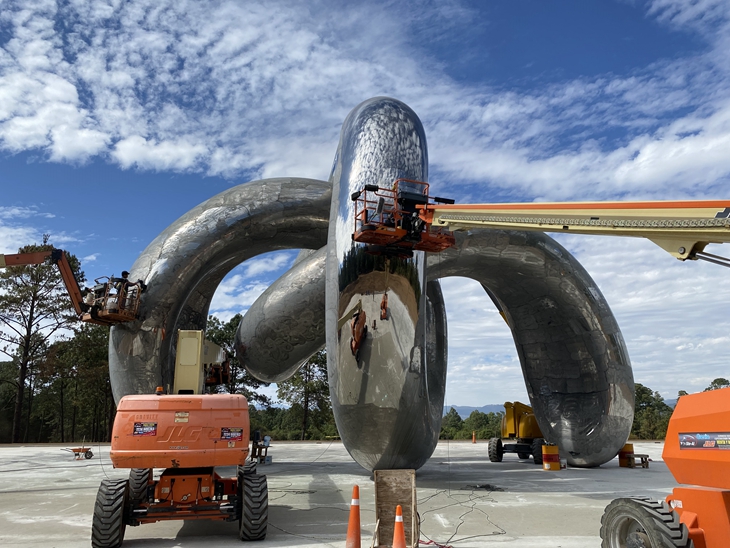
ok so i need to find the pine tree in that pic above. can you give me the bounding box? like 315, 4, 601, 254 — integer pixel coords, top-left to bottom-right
0, 236, 83, 442
631, 383, 673, 440
704, 378, 730, 391
276, 349, 334, 440
440, 407, 464, 439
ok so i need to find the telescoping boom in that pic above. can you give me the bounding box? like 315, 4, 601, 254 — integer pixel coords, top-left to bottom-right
351, 178, 730, 265
420, 200, 730, 264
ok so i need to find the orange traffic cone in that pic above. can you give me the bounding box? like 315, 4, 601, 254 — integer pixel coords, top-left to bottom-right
346, 485, 361, 548
392, 504, 406, 548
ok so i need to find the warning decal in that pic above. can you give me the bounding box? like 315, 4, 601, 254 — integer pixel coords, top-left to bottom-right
221, 427, 243, 441
679, 432, 730, 449
134, 422, 158, 436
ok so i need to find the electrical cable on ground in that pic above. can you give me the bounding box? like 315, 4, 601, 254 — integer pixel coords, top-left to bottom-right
416, 391, 507, 546
97, 439, 110, 480
417, 489, 507, 544
308, 439, 335, 463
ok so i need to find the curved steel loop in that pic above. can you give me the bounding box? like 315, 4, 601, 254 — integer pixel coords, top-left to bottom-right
109, 178, 331, 401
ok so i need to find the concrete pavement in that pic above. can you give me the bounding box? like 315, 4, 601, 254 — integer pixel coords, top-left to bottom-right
0, 440, 674, 547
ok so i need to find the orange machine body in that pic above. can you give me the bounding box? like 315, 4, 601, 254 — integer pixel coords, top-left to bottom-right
662, 387, 730, 547
110, 394, 250, 469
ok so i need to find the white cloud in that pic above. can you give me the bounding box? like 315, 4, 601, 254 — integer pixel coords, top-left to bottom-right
647, 0, 730, 30
3, 0, 730, 405
208, 274, 268, 314
0, 224, 40, 253
0, 205, 54, 219
0, 3, 109, 162
440, 277, 528, 405
208, 251, 297, 317
1, 0, 729, 199
82, 253, 98, 262
112, 136, 207, 171
0, 205, 72, 254
241, 253, 294, 278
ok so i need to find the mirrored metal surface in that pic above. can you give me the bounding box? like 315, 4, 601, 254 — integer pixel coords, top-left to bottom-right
325, 97, 447, 470
240, 226, 634, 468
428, 230, 635, 467
108, 178, 331, 401
236, 246, 327, 383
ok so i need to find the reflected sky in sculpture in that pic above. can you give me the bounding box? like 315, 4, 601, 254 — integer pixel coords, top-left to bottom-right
325, 98, 446, 471
110, 97, 634, 471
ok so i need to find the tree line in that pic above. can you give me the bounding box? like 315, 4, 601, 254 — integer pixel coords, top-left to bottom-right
0, 239, 337, 443
630, 378, 730, 440
438, 378, 730, 443
1, 238, 727, 444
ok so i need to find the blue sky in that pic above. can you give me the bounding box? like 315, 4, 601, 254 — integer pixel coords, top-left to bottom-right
2, 0, 730, 405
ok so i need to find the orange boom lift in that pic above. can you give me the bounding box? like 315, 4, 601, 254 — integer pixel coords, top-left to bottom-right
351, 178, 456, 257
92, 331, 267, 548
599, 388, 730, 547
352, 180, 730, 264
0, 248, 143, 326
351, 181, 730, 547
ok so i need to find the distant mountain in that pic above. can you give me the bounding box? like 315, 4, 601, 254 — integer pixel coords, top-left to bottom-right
443, 405, 505, 418
444, 399, 678, 419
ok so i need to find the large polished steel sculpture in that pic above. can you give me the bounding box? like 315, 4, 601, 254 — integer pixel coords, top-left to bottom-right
110, 97, 634, 471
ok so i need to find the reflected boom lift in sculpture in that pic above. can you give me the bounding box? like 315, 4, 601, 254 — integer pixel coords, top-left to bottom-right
108, 97, 730, 473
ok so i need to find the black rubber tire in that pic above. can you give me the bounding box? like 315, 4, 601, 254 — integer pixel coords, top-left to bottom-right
517, 452, 530, 460
531, 438, 545, 465
238, 460, 257, 476
487, 438, 503, 462
239, 473, 268, 541
85, 450, 94, 460
91, 478, 129, 548
126, 468, 151, 525
599, 497, 692, 548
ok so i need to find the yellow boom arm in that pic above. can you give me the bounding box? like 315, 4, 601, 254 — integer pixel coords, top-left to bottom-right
421, 200, 730, 262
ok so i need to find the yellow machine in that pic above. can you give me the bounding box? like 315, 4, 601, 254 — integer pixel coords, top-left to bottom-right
488, 401, 545, 465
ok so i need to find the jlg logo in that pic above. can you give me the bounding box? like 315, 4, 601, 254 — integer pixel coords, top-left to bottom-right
158, 426, 202, 442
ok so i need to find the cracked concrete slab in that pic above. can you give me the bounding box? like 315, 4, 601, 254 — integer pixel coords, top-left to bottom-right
0, 440, 673, 547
